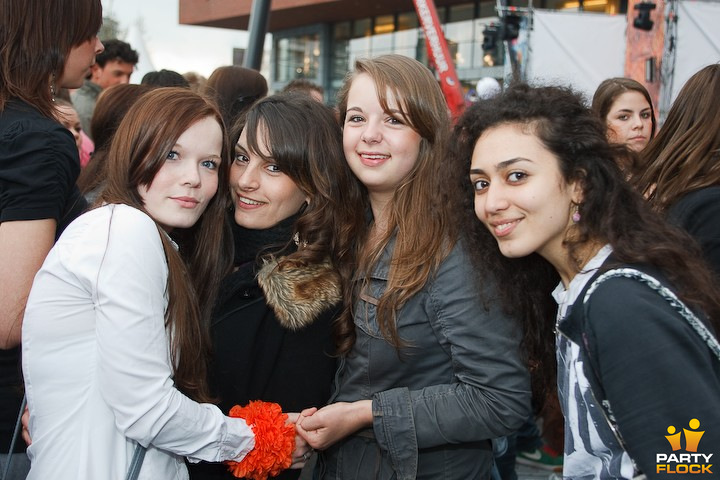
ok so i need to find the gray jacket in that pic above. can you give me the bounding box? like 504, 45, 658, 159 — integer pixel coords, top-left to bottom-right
70, 79, 102, 139
323, 238, 531, 480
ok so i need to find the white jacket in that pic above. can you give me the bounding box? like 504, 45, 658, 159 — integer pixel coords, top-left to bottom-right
22, 204, 254, 480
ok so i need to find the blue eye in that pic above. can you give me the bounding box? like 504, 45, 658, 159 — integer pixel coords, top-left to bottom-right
166, 150, 180, 160
201, 159, 218, 170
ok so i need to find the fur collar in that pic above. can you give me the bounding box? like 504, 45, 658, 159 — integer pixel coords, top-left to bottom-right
257, 256, 341, 331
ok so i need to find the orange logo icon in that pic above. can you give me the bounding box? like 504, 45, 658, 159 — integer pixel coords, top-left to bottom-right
665, 419, 705, 453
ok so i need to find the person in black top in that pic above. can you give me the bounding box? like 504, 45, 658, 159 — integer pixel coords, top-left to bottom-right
0, 0, 103, 476
634, 64, 720, 281
188, 92, 354, 479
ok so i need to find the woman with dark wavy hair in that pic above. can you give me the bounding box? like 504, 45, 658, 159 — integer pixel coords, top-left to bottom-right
295, 54, 530, 480
634, 64, 720, 280
22, 88, 270, 479
453, 82, 720, 478
189, 92, 352, 480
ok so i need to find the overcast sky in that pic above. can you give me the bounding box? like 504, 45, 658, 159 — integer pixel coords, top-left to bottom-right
102, 0, 252, 79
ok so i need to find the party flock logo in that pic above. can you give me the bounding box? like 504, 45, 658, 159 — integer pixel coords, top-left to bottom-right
657, 418, 713, 474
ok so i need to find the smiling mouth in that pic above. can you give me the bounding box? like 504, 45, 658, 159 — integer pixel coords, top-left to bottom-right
358, 152, 390, 167
237, 196, 264, 206
491, 219, 520, 237
360, 153, 390, 160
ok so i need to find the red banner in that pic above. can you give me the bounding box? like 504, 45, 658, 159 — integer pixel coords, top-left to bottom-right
413, 0, 466, 119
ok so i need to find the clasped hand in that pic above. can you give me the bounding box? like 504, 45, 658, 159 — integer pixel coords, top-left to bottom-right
294, 400, 373, 451
285, 412, 315, 469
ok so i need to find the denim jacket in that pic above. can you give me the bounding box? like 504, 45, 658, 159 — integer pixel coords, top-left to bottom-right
324, 238, 531, 480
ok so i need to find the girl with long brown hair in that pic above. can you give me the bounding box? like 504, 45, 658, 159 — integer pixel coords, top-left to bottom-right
633, 64, 720, 279
21, 88, 269, 479
592, 77, 656, 152
295, 55, 530, 479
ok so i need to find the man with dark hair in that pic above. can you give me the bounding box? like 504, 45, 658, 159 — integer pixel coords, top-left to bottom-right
71, 39, 139, 138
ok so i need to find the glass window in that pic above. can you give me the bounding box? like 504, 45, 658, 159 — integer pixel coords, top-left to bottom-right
445, 18, 474, 43
557, 0, 617, 13
331, 22, 351, 86
415, 30, 429, 68
334, 21, 351, 41
349, 18, 372, 66
374, 14, 395, 35
479, 1, 497, 17
273, 33, 320, 83
349, 36, 372, 65
436, 6, 447, 23
371, 32, 394, 56
397, 11, 419, 31
449, 3, 475, 22
372, 14, 395, 55
395, 28, 420, 51
445, 18, 474, 69
353, 18, 372, 38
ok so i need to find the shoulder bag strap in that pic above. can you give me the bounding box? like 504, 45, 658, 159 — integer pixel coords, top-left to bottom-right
583, 267, 720, 360
1, 395, 26, 480
125, 443, 146, 480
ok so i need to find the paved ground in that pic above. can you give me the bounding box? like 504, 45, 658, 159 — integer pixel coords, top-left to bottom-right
517, 463, 563, 479
298, 456, 562, 479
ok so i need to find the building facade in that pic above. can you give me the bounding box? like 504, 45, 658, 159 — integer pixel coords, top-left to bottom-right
179, 0, 624, 101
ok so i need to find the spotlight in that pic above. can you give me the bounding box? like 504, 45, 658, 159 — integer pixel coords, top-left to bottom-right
634, 1, 656, 31
482, 23, 500, 53
502, 14, 522, 41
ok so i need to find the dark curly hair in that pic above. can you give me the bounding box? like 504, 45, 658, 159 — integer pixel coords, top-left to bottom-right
450, 82, 720, 403
95, 39, 139, 67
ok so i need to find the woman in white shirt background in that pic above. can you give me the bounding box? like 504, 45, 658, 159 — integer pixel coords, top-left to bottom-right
21, 87, 269, 479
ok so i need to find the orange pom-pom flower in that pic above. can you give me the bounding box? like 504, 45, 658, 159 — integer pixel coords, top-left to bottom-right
225, 401, 295, 480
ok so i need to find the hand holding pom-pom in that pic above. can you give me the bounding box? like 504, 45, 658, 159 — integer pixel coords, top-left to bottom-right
226, 401, 295, 480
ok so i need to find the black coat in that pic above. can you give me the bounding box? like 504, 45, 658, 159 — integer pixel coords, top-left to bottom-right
188, 257, 339, 480
668, 186, 720, 282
